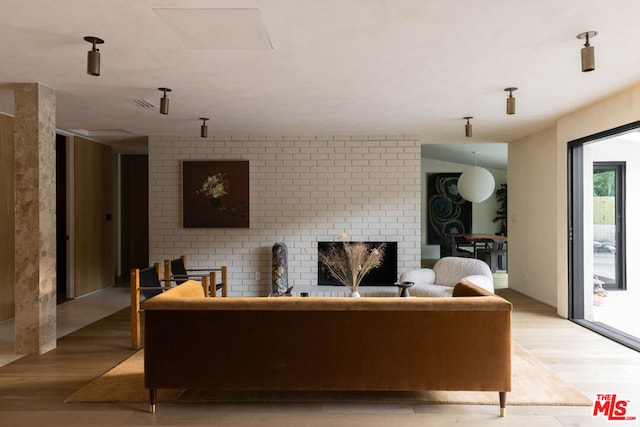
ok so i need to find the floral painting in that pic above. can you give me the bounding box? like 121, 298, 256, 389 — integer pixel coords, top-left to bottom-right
182, 161, 249, 228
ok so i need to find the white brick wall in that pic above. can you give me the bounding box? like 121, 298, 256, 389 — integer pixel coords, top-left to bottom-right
149, 135, 421, 297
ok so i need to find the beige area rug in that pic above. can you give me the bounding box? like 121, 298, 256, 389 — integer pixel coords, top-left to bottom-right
65, 342, 592, 406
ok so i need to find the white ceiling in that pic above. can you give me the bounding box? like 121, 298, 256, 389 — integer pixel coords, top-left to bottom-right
421, 143, 507, 170
1, 0, 640, 167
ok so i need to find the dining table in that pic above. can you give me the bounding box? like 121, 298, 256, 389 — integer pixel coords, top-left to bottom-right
454, 233, 508, 257
455, 233, 508, 243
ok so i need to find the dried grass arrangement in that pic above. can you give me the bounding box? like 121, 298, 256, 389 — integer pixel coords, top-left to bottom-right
318, 241, 386, 296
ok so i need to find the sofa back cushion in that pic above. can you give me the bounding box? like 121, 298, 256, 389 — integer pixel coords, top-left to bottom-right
434, 256, 493, 287
398, 268, 436, 285
144, 289, 512, 393
141, 280, 205, 310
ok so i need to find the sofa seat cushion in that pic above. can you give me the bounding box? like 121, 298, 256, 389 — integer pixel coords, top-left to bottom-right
410, 283, 455, 297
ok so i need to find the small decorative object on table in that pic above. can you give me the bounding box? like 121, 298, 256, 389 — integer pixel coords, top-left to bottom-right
395, 281, 414, 297
318, 235, 386, 297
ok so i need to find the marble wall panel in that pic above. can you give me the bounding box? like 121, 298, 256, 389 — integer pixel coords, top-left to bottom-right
13, 83, 56, 355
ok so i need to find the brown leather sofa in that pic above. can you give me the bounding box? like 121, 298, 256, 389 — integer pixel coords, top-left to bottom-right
143, 280, 512, 415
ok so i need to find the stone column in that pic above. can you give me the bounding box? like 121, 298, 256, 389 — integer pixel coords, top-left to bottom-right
14, 83, 57, 355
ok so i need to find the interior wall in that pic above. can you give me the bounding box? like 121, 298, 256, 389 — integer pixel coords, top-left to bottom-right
0, 114, 15, 321
148, 135, 421, 297
420, 157, 507, 260
508, 83, 640, 317
509, 125, 559, 307
73, 136, 116, 296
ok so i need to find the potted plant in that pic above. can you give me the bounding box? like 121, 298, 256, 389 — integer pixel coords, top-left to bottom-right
492, 183, 507, 235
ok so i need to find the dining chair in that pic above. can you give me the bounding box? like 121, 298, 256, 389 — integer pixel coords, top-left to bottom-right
441, 233, 474, 258
477, 241, 508, 272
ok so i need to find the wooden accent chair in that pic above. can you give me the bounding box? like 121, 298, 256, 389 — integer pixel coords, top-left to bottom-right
130, 263, 171, 350
131, 258, 228, 349
164, 255, 228, 297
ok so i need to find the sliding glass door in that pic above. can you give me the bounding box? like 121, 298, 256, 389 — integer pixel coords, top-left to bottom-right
569, 122, 638, 351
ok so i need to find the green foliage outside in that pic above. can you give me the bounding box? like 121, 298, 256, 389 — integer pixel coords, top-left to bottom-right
593, 169, 615, 197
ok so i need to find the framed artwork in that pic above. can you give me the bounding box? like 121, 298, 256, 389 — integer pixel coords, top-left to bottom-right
182, 160, 250, 228
426, 173, 472, 245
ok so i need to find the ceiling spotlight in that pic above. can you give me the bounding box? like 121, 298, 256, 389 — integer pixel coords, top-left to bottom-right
158, 88, 171, 115
463, 116, 473, 138
200, 117, 209, 138
504, 87, 518, 115
84, 36, 104, 76
577, 31, 597, 72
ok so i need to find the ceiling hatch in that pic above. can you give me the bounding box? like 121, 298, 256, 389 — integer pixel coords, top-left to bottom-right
153, 8, 273, 50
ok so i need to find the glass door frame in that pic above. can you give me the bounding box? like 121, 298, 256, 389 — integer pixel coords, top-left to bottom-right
592, 161, 626, 291
568, 120, 639, 352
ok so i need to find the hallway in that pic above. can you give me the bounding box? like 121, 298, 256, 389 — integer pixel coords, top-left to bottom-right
0, 287, 130, 367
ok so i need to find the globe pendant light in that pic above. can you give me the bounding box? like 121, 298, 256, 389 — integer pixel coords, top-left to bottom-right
457, 152, 495, 203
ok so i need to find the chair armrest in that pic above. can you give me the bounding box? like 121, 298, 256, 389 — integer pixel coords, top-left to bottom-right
461, 275, 494, 293
399, 268, 436, 285
164, 274, 206, 280
186, 267, 223, 272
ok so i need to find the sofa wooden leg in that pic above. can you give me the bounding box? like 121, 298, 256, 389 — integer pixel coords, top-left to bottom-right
499, 391, 506, 417
149, 389, 157, 413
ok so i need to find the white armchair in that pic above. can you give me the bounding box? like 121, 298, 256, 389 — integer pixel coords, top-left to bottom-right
399, 256, 494, 297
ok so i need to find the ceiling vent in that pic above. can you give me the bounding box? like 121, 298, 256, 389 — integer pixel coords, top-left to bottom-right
131, 99, 157, 109
68, 128, 136, 141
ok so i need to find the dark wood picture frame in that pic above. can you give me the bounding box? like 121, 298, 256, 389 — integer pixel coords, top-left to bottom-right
182, 160, 250, 228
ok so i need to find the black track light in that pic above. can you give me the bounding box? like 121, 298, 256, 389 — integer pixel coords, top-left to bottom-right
200, 118, 209, 138
84, 36, 104, 76
577, 31, 597, 72
158, 88, 171, 115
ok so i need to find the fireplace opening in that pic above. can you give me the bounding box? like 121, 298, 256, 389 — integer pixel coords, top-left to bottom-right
317, 241, 398, 286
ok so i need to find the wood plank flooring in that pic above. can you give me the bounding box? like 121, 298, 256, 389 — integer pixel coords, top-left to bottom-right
0, 288, 639, 426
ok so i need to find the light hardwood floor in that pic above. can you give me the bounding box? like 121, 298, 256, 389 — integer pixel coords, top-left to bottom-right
0, 288, 639, 426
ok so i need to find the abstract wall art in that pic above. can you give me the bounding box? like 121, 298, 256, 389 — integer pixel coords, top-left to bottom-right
426, 172, 472, 245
